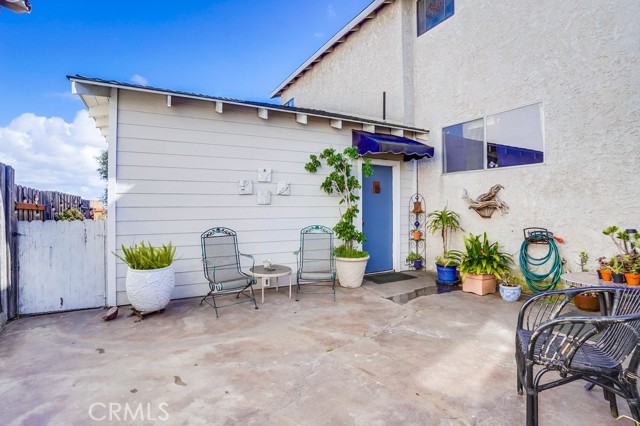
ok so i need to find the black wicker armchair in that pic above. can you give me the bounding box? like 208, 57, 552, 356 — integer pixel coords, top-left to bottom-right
515, 286, 640, 426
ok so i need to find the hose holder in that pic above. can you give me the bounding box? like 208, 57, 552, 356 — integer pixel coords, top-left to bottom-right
523, 227, 553, 245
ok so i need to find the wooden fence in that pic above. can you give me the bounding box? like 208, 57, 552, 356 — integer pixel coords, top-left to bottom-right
15, 185, 92, 221
0, 162, 106, 323
0, 163, 17, 326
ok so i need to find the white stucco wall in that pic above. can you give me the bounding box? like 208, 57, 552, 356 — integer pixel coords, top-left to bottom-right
280, 0, 407, 124
281, 0, 640, 272
111, 90, 417, 304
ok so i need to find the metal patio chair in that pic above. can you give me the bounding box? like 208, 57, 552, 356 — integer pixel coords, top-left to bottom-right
515, 286, 640, 426
294, 225, 336, 301
201, 227, 258, 317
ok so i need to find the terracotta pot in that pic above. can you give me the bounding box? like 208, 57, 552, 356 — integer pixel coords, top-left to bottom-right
625, 273, 640, 286
462, 273, 496, 296
600, 269, 612, 281
574, 293, 600, 312
412, 201, 423, 213
411, 230, 423, 240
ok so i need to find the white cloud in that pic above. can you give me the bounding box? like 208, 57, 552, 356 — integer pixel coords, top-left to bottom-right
131, 74, 149, 86
327, 4, 336, 18
314, 32, 324, 38
0, 110, 106, 199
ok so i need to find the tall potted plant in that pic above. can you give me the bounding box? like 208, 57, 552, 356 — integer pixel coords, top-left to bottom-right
450, 232, 514, 296
425, 206, 463, 284
114, 241, 176, 313
305, 147, 373, 288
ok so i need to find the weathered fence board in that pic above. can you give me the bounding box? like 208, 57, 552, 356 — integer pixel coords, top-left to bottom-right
17, 220, 106, 314
0, 163, 18, 323
0, 164, 9, 328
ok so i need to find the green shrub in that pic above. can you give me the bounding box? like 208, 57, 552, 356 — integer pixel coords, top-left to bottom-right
114, 241, 176, 270
58, 208, 85, 221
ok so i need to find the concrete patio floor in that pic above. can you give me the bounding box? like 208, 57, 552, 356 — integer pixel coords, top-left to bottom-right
0, 272, 634, 425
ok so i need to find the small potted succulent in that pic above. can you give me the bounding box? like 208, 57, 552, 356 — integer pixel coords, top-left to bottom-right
596, 256, 612, 281
114, 241, 176, 313
610, 256, 626, 284
499, 270, 524, 302
624, 255, 640, 286
407, 252, 424, 270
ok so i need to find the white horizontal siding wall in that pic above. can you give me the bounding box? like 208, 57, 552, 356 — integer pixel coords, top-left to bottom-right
113, 91, 409, 305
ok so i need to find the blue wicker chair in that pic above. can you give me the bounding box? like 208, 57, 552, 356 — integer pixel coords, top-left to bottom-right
200, 227, 258, 317
294, 225, 336, 301
515, 286, 640, 425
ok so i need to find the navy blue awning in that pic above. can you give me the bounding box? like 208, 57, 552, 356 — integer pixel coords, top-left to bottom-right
353, 131, 434, 161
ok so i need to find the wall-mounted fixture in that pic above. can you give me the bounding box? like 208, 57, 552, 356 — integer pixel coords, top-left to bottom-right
238, 180, 253, 195
257, 168, 272, 182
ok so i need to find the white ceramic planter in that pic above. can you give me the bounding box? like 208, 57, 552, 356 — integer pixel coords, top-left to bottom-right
335, 256, 369, 288
125, 264, 175, 313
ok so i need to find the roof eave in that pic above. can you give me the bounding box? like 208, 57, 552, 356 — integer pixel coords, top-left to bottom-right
68, 75, 428, 135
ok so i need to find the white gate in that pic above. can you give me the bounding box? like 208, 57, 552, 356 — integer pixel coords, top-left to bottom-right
17, 220, 106, 314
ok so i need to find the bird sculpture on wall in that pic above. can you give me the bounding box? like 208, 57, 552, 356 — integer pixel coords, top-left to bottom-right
462, 184, 509, 218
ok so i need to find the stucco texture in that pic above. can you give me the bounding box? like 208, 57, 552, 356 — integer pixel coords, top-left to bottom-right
281, 0, 640, 272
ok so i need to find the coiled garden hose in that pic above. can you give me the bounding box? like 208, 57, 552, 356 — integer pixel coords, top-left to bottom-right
519, 233, 563, 293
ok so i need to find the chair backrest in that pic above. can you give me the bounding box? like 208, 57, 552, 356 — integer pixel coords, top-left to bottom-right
201, 227, 245, 285
596, 286, 640, 364
299, 225, 335, 274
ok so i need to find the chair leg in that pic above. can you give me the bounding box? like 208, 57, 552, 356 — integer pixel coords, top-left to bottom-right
250, 286, 258, 310
525, 365, 540, 426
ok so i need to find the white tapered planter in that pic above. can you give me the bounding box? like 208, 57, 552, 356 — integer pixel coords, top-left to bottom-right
336, 256, 370, 288
125, 264, 175, 313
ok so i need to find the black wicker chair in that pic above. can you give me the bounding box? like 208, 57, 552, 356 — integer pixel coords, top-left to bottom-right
294, 225, 336, 301
516, 286, 640, 426
200, 227, 258, 317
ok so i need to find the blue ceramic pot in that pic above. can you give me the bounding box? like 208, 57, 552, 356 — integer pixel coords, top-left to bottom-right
436, 264, 458, 283
499, 284, 521, 302
414, 259, 423, 270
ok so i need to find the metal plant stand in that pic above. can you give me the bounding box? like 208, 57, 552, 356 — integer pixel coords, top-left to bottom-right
408, 193, 426, 270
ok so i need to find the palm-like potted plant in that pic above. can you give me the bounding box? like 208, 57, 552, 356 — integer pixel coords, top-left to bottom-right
425, 206, 463, 284
305, 147, 373, 288
449, 232, 514, 296
114, 241, 176, 313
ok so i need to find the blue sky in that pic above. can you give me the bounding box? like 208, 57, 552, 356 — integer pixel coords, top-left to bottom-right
0, 1, 372, 198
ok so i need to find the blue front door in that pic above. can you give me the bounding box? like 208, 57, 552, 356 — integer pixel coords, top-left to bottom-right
363, 165, 393, 273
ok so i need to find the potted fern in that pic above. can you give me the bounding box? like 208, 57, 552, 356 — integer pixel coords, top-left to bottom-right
305, 147, 373, 288
114, 241, 176, 313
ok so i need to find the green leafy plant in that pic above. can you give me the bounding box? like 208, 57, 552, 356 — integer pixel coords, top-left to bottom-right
501, 270, 525, 288
603, 226, 640, 255
425, 206, 463, 263
578, 251, 589, 272
305, 147, 373, 258
434, 251, 461, 267
610, 256, 625, 274
114, 241, 176, 270
407, 252, 424, 262
449, 232, 514, 280
57, 208, 85, 221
